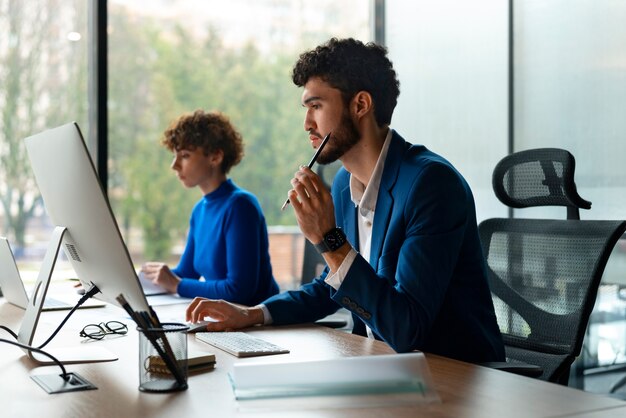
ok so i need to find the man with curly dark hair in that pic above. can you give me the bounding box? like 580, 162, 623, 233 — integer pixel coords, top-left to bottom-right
187, 39, 504, 364
141, 110, 279, 305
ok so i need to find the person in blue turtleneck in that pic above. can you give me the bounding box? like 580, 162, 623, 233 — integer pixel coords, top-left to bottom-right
140, 110, 279, 306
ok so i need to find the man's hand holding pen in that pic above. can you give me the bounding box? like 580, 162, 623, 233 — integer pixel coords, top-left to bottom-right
281, 132, 331, 210
282, 131, 351, 270
288, 167, 351, 273
288, 166, 337, 245
281, 131, 335, 241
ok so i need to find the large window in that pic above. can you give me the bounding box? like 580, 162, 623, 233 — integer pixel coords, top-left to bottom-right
0, 1, 371, 289
106, 0, 372, 290
0, 0, 88, 282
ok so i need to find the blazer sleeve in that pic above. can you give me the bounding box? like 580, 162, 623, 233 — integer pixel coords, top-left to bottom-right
264, 269, 342, 324
331, 161, 470, 353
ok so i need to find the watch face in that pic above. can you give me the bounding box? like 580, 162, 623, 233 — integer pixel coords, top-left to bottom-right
316, 228, 346, 253
325, 228, 345, 250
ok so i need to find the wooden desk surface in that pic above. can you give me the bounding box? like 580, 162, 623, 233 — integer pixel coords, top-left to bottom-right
1, 300, 625, 418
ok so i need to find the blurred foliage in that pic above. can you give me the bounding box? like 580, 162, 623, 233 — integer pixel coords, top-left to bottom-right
1, 1, 368, 261
0, 0, 88, 252
106, 6, 312, 260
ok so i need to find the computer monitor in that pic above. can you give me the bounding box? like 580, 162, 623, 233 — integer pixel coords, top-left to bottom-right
18, 122, 151, 364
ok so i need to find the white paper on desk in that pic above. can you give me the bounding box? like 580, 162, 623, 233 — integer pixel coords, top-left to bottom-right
230, 352, 439, 404
146, 293, 193, 306
137, 271, 168, 296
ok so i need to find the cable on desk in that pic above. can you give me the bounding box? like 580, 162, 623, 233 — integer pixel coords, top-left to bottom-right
0, 283, 102, 382
37, 283, 101, 349
0, 324, 18, 339
0, 337, 70, 380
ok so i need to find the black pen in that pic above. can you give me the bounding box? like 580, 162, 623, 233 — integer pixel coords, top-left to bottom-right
281, 132, 332, 211
116, 294, 186, 386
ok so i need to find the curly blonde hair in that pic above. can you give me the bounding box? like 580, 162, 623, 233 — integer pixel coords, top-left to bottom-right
162, 110, 244, 174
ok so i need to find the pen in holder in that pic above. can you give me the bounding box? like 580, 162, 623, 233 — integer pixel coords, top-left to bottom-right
137, 322, 189, 393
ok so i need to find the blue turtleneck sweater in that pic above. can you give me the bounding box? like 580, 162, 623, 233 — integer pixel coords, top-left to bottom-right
173, 179, 279, 305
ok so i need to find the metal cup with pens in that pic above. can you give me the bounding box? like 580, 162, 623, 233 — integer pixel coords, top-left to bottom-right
137, 322, 189, 393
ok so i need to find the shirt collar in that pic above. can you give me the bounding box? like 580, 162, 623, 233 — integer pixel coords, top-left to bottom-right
203, 178, 235, 202
350, 129, 393, 218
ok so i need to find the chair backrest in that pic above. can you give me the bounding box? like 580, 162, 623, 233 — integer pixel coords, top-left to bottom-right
479, 218, 626, 384
480, 147, 626, 384
300, 160, 342, 285
492, 148, 591, 219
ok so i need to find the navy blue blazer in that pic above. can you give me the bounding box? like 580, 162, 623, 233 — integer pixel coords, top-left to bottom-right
264, 131, 504, 363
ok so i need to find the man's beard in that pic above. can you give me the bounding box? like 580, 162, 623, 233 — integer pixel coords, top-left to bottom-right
317, 109, 360, 165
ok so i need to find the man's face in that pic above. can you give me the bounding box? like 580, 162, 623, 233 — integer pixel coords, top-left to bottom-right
301, 77, 360, 164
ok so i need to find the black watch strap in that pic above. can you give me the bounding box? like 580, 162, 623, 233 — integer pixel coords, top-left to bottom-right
314, 227, 347, 254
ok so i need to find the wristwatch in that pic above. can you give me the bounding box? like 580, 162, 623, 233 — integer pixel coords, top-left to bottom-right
314, 227, 347, 254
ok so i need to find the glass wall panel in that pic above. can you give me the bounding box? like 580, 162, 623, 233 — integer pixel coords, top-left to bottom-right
0, 0, 88, 283
514, 0, 626, 221
107, 0, 372, 289
385, 0, 509, 222
514, 0, 626, 386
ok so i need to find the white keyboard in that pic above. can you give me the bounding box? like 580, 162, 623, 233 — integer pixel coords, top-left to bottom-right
195, 332, 289, 357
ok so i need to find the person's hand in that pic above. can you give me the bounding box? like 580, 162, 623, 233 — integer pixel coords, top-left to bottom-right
287, 166, 336, 244
185, 298, 264, 331
141, 262, 181, 294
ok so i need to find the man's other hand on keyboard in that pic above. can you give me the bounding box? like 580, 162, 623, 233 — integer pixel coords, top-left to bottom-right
186, 298, 264, 331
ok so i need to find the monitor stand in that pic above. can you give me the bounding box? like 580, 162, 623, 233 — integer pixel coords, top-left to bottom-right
17, 226, 117, 364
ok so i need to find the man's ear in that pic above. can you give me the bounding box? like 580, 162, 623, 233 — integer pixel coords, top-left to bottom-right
351, 91, 373, 119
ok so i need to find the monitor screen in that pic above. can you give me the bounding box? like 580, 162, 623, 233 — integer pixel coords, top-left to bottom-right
24, 122, 150, 314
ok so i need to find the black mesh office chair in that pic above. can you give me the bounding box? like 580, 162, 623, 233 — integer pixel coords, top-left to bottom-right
479, 148, 626, 385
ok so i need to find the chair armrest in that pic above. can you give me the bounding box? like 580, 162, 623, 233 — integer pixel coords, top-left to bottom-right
481, 361, 543, 378
314, 319, 349, 329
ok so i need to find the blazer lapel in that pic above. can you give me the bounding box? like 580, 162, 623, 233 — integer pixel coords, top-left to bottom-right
369, 131, 406, 271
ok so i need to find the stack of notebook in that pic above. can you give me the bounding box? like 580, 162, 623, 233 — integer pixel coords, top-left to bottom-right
146, 352, 216, 375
